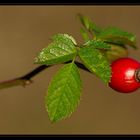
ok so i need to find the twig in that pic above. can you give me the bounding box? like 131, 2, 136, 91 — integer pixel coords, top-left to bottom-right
0, 61, 90, 90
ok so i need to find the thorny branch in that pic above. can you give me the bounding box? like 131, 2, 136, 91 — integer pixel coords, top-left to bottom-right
0, 61, 90, 90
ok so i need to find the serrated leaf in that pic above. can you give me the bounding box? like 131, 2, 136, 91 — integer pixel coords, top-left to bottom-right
46, 63, 82, 122
84, 39, 111, 50
79, 47, 111, 84
35, 34, 77, 65
78, 14, 102, 35
52, 34, 77, 46
80, 28, 90, 42
96, 27, 137, 49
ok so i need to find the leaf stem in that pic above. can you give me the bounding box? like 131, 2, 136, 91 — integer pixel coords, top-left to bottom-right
0, 61, 90, 90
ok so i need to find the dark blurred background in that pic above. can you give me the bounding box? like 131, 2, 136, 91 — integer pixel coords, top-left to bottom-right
0, 6, 140, 134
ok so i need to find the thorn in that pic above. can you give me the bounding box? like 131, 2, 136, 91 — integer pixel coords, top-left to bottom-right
22, 79, 33, 87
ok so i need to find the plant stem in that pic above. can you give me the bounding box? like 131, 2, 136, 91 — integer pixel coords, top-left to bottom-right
0, 61, 90, 90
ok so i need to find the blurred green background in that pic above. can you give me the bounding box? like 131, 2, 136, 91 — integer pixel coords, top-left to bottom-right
0, 6, 140, 134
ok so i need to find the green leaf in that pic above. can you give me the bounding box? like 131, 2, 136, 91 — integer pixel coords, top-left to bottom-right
52, 34, 77, 46
46, 63, 82, 122
84, 39, 111, 50
105, 44, 128, 63
80, 28, 90, 41
35, 34, 77, 65
96, 27, 137, 49
78, 47, 111, 84
78, 14, 102, 35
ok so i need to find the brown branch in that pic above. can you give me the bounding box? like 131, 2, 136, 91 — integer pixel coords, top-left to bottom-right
0, 61, 90, 90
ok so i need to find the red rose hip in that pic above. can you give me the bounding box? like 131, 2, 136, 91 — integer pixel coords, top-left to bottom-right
109, 57, 140, 93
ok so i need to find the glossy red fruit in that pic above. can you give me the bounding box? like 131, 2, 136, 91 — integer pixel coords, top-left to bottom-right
109, 57, 140, 93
